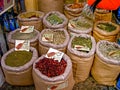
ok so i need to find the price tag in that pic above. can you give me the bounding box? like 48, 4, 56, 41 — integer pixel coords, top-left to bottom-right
42, 33, 53, 42
74, 45, 90, 52
45, 48, 64, 62
15, 40, 30, 51
20, 26, 34, 33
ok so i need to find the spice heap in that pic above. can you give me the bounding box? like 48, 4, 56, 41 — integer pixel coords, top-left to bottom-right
69, 17, 93, 30
46, 13, 64, 25
68, 3, 83, 9
72, 36, 92, 53
5, 51, 32, 67
35, 58, 67, 77
42, 30, 65, 45
99, 43, 120, 60
97, 22, 116, 32
12, 30, 37, 40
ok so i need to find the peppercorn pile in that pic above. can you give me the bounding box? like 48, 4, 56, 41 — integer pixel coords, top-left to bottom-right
35, 58, 67, 77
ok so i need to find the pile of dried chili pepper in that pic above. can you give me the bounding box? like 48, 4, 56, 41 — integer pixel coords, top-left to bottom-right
35, 58, 67, 77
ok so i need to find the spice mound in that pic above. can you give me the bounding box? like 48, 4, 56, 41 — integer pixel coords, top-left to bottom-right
35, 58, 67, 77
97, 22, 116, 32
42, 30, 65, 45
68, 3, 83, 9
99, 43, 120, 60
11, 30, 37, 40
5, 51, 32, 67
72, 36, 92, 53
69, 17, 93, 30
46, 13, 64, 25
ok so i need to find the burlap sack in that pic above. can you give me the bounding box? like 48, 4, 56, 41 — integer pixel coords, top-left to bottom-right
91, 40, 120, 86
1, 47, 38, 85
67, 34, 96, 83
38, 28, 70, 56
43, 11, 68, 29
68, 17, 93, 36
38, 0, 64, 14
64, 3, 84, 19
17, 11, 44, 32
93, 21, 120, 42
7, 29, 39, 51
32, 54, 75, 90
94, 9, 112, 22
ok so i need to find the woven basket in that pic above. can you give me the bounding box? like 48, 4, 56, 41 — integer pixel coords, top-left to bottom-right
94, 9, 112, 22
17, 11, 44, 32
67, 34, 96, 83
38, 0, 64, 14
93, 21, 120, 42
91, 40, 120, 86
32, 54, 75, 90
7, 29, 39, 51
38, 28, 69, 56
1, 47, 38, 86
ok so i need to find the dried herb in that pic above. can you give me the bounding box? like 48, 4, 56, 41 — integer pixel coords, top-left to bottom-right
97, 23, 116, 32
35, 58, 67, 77
99, 43, 120, 60
70, 17, 93, 30
42, 30, 66, 45
12, 30, 37, 40
46, 14, 64, 25
5, 51, 32, 67
72, 36, 92, 53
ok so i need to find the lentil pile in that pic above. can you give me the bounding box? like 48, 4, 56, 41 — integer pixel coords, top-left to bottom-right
35, 58, 67, 77
5, 51, 32, 67
12, 30, 37, 40
99, 43, 120, 60
42, 30, 66, 45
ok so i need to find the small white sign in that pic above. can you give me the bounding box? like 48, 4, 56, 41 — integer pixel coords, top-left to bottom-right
15, 40, 30, 51
20, 26, 34, 33
74, 45, 90, 52
45, 48, 64, 62
42, 33, 53, 42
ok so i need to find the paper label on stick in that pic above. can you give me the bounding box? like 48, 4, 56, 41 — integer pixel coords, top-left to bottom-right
20, 26, 34, 33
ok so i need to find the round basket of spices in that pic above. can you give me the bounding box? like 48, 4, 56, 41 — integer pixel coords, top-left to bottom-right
1, 47, 38, 85
32, 54, 75, 90
7, 28, 39, 51
67, 34, 96, 83
43, 11, 68, 29
38, 0, 64, 14
94, 8, 112, 22
64, 2, 84, 19
17, 11, 44, 32
91, 40, 120, 86
38, 28, 69, 55
68, 16, 93, 36
93, 21, 120, 42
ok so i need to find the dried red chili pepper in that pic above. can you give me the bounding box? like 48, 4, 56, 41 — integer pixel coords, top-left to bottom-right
35, 58, 67, 77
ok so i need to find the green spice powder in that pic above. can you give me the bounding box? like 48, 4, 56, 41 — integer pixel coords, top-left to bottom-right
5, 51, 32, 67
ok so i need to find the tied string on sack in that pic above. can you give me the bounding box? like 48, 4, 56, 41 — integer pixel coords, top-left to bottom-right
80, 0, 102, 19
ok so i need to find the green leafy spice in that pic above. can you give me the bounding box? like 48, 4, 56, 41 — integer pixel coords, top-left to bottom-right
97, 23, 116, 32
47, 14, 64, 25
72, 36, 92, 53
5, 51, 32, 67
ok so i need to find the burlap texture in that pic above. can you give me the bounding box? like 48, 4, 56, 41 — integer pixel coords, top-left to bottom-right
91, 40, 120, 86
1, 47, 38, 85
93, 21, 120, 42
38, 0, 64, 14
43, 11, 68, 29
32, 54, 75, 90
17, 11, 44, 32
38, 28, 69, 56
67, 34, 96, 83
7, 29, 39, 51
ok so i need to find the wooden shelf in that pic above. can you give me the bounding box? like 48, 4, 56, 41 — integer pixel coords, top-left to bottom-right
0, 0, 14, 15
